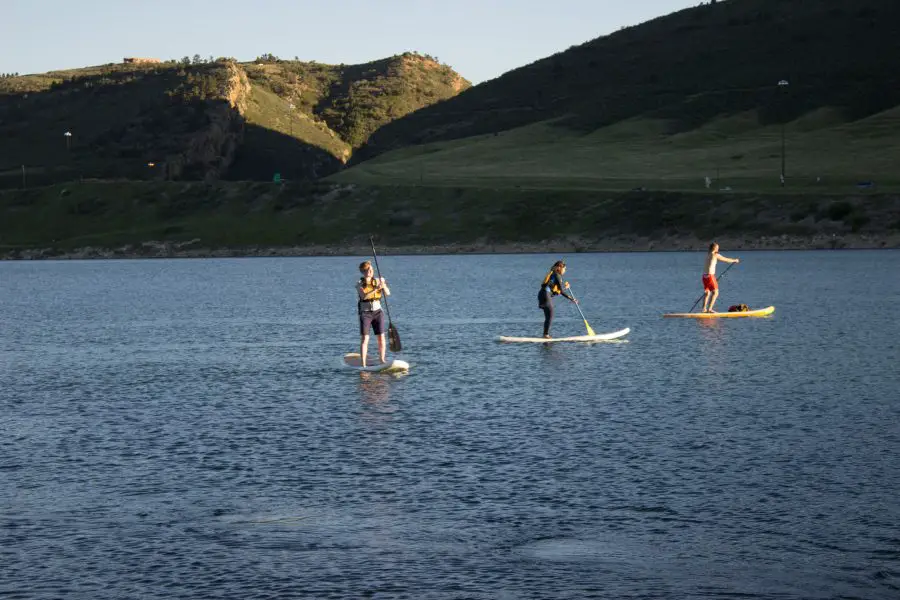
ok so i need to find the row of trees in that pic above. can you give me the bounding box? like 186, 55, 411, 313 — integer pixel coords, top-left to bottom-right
400, 50, 441, 64
1, 73, 20, 78
178, 55, 217, 66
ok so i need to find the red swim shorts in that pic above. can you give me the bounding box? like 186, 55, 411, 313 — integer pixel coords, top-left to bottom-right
702, 274, 718, 291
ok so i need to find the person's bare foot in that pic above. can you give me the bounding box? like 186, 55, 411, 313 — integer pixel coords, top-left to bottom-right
379, 358, 388, 365
543, 334, 551, 339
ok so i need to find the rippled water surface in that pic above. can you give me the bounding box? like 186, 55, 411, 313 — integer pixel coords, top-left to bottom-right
2, 251, 899, 599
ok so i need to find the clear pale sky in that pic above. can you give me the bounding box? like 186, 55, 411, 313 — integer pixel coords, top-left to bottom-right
1, 0, 695, 84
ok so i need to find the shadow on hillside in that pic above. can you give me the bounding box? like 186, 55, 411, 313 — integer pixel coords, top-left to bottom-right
0, 63, 244, 189
224, 123, 343, 182
353, 0, 900, 160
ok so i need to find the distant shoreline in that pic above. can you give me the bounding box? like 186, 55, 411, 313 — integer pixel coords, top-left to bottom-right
3, 183, 899, 260
3, 232, 898, 260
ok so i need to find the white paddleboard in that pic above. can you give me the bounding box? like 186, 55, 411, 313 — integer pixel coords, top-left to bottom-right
342, 353, 410, 373
497, 327, 630, 343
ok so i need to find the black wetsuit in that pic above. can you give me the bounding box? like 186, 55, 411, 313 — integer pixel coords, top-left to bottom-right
537, 271, 573, 336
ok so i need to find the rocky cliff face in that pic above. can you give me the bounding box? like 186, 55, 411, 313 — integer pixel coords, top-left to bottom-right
0, 55, 470, 185
162, 62, 251, 182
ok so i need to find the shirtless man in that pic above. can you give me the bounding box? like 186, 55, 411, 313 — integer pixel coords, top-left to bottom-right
702, 243, 740, 313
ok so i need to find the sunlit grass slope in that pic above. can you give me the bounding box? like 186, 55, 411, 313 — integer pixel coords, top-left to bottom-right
331, 107, 900, 192
242, 84, 351, 160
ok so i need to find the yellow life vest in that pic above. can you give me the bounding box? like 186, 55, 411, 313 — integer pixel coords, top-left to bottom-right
359, 277, 383, 300
541, 270, 563, 295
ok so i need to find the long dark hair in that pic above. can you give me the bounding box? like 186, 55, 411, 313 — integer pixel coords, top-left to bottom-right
552, 260, 566, 272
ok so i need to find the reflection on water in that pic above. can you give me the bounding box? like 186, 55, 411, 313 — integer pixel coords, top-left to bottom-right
357, 371, 403, 427
539, 341, 568, 365
698, 318, 725, 339
358, 371, 392, 405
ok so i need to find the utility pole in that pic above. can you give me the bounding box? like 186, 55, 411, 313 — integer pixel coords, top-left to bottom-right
288, 102, 294, 138
21, 164, 26, 189
778, 80, 789, 187
64, 130, 72, 151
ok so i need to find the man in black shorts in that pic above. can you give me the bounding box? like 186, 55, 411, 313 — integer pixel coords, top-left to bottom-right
357, 261, 391, 367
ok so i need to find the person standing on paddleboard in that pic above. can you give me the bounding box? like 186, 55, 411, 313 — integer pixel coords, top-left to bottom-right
357, 261, 391, 367
538, 260, 577, 338
702, 243, 740, 313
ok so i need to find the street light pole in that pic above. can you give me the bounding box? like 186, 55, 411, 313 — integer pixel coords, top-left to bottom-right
781, 122, 785, 186
778, 80, 789, 187
64, 130, 72, 151
288, 102, 294, 138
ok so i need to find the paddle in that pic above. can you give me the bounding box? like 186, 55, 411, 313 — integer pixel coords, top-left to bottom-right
369, 236, 402, 352
689, 261, 736, 313
567, 285, 596, 336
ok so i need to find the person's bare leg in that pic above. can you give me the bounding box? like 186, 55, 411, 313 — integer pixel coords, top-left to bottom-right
709, 289, 719, 313
360, 334, 370, 367
377, 333, 387, 364
702, 290, 711, 312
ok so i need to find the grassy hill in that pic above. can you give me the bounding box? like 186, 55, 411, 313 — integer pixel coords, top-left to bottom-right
226, 53, 468, 181
345, 0, 900, 191
0, 54, 470, 188
0, 61, 241, 188
331, 105, 900, 192
241, 53, 468, 149
4, 1, 900, 256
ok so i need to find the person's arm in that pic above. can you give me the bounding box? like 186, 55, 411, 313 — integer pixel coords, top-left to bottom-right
358, 281, 379, 301
555, 273, 575, 301
378, 277, 390, 296
716, 253, 740, 264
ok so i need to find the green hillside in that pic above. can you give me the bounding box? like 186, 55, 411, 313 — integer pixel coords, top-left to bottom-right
225, 83, 348, 182
1, 181, 897, 258
0, 61, 239, 187
4, 1, 900, 256
0, 54, 470, 188
331, 105, 900, 192
350, 0, 900, 190
241, 53, 469, 149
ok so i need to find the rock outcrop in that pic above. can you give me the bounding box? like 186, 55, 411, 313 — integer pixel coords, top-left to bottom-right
162, 62, 251, 182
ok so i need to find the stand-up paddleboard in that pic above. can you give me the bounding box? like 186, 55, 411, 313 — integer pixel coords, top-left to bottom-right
497, 327, 630, 343
663, 306, 775, 319
342, 353, 410, 373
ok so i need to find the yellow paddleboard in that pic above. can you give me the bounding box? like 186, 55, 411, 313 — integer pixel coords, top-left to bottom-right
663, 306, 775, 319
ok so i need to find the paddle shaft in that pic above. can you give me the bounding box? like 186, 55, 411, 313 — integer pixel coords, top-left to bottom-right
369, 237, 394, 324
568, 288, 588, 322
689, 261, 736, 313
566, 285, 595, 335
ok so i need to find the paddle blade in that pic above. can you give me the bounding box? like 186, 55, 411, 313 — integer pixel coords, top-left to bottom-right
584, 321, 596, 336
388, 323, 402, 352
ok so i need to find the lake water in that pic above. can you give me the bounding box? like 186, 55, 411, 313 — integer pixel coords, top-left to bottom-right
2, 251, 899, 599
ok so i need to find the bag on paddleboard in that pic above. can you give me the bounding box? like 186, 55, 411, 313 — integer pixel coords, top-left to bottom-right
728, 304, 750, 312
